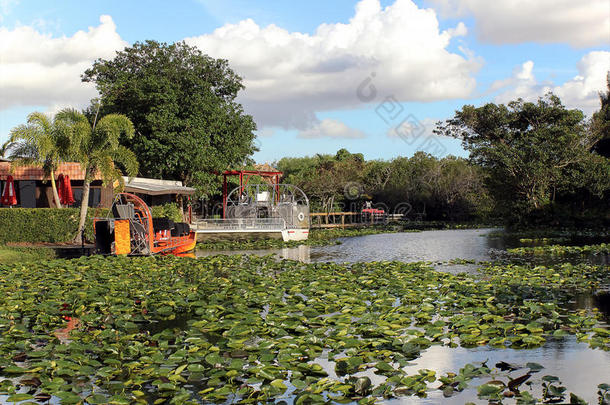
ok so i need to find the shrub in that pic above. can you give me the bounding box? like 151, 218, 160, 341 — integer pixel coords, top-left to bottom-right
0, 208, 107, 243
150, 203, 183, 223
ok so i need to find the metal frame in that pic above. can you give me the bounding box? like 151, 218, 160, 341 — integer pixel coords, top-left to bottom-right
222, 170, 282, 218
225, 183, 309, 229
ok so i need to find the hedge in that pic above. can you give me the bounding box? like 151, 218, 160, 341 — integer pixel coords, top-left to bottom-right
0, 203, 182, 244
0, 208, 105, 244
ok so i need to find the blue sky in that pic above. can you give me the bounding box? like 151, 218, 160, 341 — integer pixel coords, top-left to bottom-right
1, 0, 608, 163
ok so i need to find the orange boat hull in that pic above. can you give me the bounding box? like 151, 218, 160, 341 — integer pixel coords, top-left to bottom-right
169, 231, 197, 254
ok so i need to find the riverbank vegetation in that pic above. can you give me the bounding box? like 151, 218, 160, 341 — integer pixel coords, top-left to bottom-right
276, 90, 609, 228
0, 254, 607, 404
196, 226, 405, 250
196, 222, 495, 251
508, 243, 610, 257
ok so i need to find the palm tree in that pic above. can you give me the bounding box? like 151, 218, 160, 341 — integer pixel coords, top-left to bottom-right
1, 112, 78, 208
56, 108, 139, 243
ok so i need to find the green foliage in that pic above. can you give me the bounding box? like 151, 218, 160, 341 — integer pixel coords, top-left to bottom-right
1, 111, 84, 208
508, 243, 609, 256
0, 255, 606, 403
277, 150, 492, 222
150, 203, 183, 223
55, 108, 138, 243
0, 208, 107, 244
82, 40, 257, 196
591, 76, 610, 158
439, 93, 610, 226
0, 245, 56, 264
196, 226, 403, 250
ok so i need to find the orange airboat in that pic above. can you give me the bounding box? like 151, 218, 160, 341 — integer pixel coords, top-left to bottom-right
94, 193, 196, 256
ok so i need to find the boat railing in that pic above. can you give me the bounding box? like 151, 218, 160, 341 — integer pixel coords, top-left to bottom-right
191, 217, 287, 231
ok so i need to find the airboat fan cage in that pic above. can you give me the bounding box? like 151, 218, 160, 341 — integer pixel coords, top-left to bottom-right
225, 183, 310, 229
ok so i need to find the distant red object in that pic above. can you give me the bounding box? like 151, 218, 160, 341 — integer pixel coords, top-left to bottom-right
1, 175, 17, 206
58, 174, 75, 205
361, 208, 385, 214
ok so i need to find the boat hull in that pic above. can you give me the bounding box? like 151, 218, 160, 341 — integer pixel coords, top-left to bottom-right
165, 232, 197, 255
281, 228, 309, 241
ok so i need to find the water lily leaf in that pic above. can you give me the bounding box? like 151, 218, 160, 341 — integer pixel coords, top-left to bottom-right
569, 393, 587, 404
2, 366, 27, 374
495, 361, 519, 371
508, 373, 531, 392
55, 391, 83, 404
526, 362, 544, 372
204, 352, 223, 366
270, 379, 287, 391
375, 361, 394, 372
187, 363, 206, 373
477, 383, 503, 398
6, 394, 34, 402
87, 394, 109, 404
354, 377, 372, 395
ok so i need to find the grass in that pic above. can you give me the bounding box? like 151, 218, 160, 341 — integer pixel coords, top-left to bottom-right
0, 245, 56, 264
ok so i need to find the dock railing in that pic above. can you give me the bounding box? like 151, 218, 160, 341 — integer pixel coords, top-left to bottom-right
309, 212, 391, 229
192, 217, 287, 232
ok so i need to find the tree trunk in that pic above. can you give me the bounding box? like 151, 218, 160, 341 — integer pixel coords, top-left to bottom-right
50, 169, 61, 208
74, 170, 91, 244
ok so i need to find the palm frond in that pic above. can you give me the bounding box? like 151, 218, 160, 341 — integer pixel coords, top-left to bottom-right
111, 145, 139, 178
94, 114, 135, 150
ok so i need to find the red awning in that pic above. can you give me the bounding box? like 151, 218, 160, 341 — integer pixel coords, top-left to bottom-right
60, 174, 75, 205
1, 175, 17, 206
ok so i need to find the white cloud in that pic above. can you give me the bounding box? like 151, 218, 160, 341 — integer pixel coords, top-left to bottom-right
185, 0, 479, 130
493, 51, 610, 116
298, 119, 366, 139
427, 0, 610, 48
0, 15, 127, 111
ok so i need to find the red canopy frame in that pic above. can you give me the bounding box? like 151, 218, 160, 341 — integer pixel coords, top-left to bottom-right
222, 170, 282, 218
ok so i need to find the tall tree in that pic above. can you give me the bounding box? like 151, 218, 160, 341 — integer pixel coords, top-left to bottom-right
56, 109, 138, 243
438, 93, 608, 225
1, 112, 78, 208
82, 40, 257, 196
591, 74, 610, 157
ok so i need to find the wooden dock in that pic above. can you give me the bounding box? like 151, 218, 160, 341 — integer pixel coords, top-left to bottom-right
309, 212, 391, 229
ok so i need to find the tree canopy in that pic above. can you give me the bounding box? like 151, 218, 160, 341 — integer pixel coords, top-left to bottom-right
277, 150, 489, 221
438, 93, 610, 226
55, 108, 138, 243
82, 40, 257, 196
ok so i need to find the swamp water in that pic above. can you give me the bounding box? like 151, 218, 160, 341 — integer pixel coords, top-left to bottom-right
195, 229, 610, 403
1, 229, 608, 404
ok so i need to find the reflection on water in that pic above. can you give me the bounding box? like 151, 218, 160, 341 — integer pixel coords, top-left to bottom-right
197, 245, 312, 263
390, 337, 610, 404
196, 229, 501, 266
196, 228, 608, 268
194, 229, 610, 402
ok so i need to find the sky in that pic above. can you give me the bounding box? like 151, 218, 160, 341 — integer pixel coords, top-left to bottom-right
0, 0, 609, 164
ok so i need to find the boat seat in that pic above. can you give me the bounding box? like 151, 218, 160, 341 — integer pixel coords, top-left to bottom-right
113, 203, 135, 219
152, 217, 174, 231
171, 222, 190, 237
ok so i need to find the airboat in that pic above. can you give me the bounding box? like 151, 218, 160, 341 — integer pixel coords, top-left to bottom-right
94, 193, 196, 256
192, 182, 310, 242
